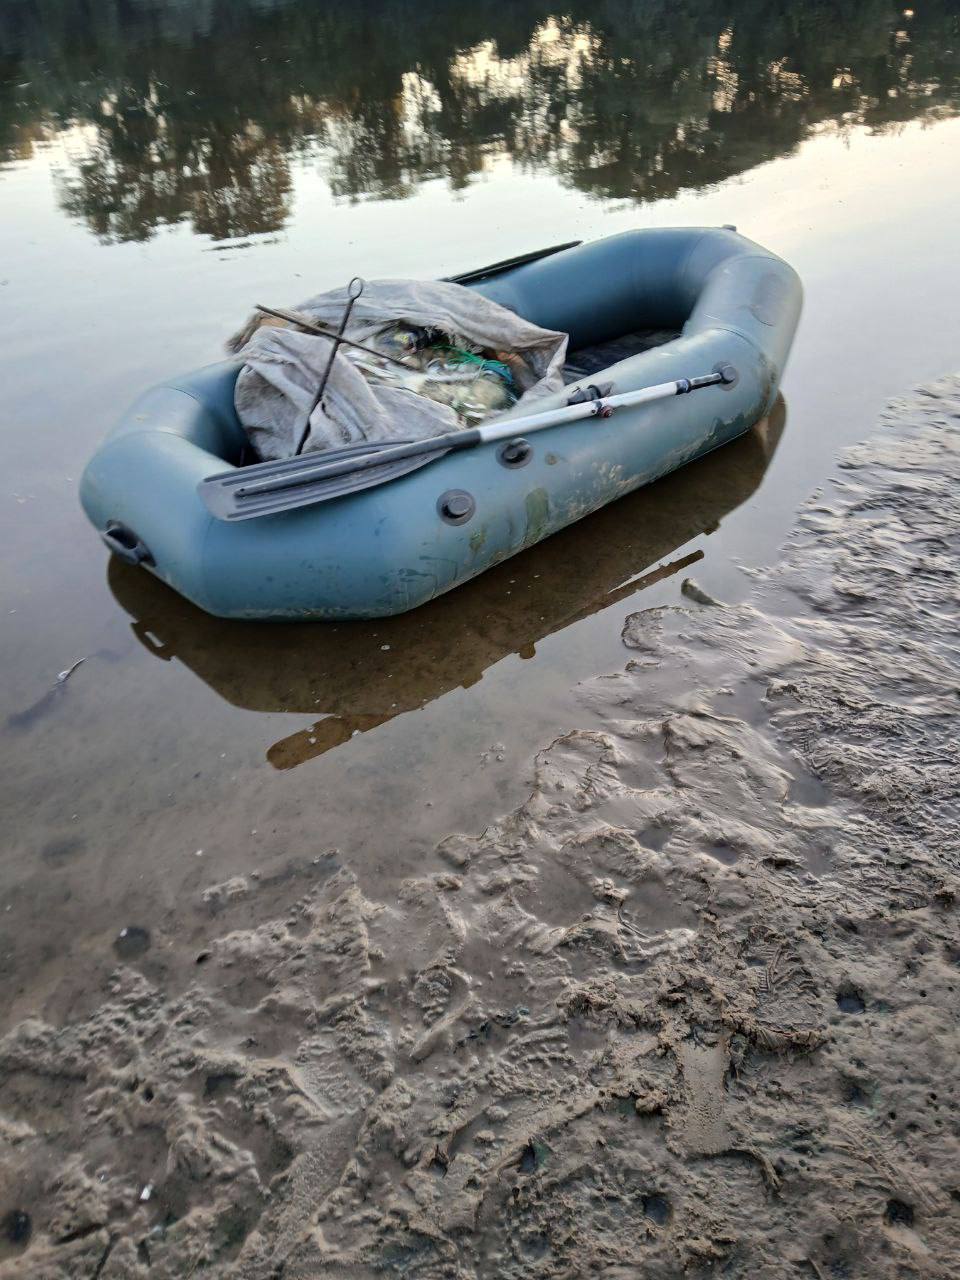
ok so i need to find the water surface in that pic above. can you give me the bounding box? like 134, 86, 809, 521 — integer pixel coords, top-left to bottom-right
1, 0, 959, 1021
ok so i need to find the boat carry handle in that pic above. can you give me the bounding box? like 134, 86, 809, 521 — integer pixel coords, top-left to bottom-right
101, 521, 154, 567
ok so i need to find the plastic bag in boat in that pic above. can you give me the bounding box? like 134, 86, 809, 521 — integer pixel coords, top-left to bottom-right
229, 279, 568, 460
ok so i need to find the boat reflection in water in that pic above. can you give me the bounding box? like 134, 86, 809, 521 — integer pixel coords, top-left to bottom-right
109, 400, 784, 769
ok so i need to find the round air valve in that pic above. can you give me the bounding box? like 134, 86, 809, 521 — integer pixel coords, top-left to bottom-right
497, 438, 532, 468
437, 490, 476, 525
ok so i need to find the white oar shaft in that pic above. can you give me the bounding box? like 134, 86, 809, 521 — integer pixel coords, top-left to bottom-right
475, 378, 683, 444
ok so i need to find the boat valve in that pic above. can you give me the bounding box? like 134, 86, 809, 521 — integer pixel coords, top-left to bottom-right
437, 490, 476, 525
497, 438, 532, 468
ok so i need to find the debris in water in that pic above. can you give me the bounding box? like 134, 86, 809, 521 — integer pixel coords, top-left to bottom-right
8, 656, 90, 730
680, 577, 723, 606
56, 657, 86, 684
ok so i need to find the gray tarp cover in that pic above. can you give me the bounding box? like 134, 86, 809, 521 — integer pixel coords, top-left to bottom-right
231, 279, 568, 460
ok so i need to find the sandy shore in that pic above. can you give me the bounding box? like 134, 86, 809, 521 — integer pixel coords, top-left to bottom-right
2, 376, 959, 1277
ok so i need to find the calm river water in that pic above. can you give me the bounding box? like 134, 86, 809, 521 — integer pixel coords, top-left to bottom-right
1, 0, 959, 1023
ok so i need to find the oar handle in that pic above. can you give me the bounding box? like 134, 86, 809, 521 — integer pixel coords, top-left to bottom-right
679, 372, 729, 393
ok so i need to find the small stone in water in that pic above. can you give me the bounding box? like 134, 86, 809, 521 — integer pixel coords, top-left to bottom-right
114, 926, 151, 959
836, 983, 866, 1014
2, 1209, 31, 1246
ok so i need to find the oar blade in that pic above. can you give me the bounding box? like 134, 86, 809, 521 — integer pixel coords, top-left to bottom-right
199, 442, 449, 521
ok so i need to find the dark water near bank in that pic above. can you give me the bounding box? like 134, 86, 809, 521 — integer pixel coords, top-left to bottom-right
1, 0, 960, 1021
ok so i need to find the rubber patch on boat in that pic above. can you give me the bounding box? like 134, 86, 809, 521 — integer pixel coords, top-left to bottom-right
750, 271, 790, 327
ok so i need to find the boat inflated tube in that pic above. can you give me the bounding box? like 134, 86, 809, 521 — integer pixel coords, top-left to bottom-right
80, 227, 802, 619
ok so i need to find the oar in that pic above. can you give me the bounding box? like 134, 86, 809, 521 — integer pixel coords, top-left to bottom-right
199, 368, 735, 522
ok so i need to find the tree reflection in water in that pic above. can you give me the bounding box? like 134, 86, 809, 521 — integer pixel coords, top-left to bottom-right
0, 0, 957, 242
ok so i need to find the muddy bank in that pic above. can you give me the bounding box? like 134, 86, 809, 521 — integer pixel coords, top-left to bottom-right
2, 377, 960, 1277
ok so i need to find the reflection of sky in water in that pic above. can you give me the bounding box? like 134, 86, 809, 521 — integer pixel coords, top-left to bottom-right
1, 0, 957, 242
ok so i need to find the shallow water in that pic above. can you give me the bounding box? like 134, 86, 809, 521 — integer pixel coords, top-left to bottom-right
3, 376, 958, 1278
1, 0, 960, 1024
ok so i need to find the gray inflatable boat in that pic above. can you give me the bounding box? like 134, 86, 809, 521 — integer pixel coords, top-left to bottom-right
79, 227, 802, 620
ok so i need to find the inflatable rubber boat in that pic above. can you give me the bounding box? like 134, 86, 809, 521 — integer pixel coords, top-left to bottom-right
80, 227, 801, 620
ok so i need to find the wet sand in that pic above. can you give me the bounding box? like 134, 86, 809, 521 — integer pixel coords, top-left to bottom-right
2, 376, 958, 1276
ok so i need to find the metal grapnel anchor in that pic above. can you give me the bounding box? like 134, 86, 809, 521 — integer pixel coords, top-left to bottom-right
294, 276, 365, 456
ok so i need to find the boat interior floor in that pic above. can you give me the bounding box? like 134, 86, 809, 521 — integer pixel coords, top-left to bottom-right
562, 329, 680, 384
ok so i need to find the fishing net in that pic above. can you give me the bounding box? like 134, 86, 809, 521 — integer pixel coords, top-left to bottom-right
228, 279, 568, 460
